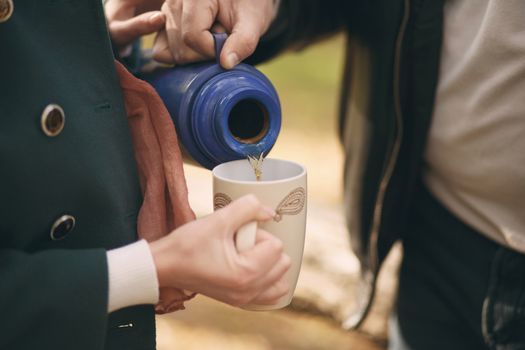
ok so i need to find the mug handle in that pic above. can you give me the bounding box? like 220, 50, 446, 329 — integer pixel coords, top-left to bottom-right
235, 221, 258, 252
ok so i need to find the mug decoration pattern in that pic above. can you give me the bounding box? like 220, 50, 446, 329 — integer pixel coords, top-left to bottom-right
213, 187, 306, 222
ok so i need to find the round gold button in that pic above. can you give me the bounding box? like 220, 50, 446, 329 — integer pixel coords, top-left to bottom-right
0, 0, 13, 23
41, 104, 65, 137
50, 215, 76, 241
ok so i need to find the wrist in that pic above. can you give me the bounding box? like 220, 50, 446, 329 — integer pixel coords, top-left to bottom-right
149, 239, 169, 288
149, 237, 186, 289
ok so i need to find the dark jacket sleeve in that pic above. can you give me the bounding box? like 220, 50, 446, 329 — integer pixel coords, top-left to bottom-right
0, 248, 109, 349
248, 0, 369, 64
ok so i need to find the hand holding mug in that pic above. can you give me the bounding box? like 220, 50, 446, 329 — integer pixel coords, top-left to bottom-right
149, 195, 291, 307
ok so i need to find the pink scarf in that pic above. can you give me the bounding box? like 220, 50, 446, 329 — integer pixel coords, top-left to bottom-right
115, 61, 196, 313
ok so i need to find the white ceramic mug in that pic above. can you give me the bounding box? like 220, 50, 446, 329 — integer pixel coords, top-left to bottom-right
212, 158, 307, 310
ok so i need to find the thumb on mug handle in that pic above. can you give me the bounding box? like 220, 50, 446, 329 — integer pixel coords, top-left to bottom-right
235, 221, 258, 252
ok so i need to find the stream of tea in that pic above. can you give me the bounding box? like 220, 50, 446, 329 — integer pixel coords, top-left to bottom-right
247, 153, 264, 181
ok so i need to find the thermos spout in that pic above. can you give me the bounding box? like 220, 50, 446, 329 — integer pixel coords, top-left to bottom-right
228, 99, 269, 144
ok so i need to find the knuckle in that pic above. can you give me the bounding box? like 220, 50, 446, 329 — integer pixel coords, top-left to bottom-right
153, 50, 173, 65
226, 291, 241, 305
232, 277, 248, 291
173, 51, 188, 64
271, 238, 284, 253
241, 194, 260, 210
234, 271, 253, 290
278, 280, 290, 296
232, 265, 257, 289
152, 44, 162, 56
164, 0, 182, 12
245, 193, 259, 204
228, 291, 251, 306
139, 16, 150, 27
282, 254, 292, 269
181, 30, 199, 47
237, 294, 252, 306
239, 32, 258, 53
214, 210, 230, 228
169, 45, 194, 65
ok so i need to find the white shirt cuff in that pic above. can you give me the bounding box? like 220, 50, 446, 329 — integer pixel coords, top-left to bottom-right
106, 240, 159, 313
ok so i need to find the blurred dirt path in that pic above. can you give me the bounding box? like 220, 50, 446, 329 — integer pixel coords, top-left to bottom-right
157, 297, 385, 350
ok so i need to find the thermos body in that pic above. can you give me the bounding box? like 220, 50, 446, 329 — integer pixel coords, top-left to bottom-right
143, 34, 282, 170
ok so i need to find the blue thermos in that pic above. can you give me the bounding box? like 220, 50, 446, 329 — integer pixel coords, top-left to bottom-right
143, 33, 281, 170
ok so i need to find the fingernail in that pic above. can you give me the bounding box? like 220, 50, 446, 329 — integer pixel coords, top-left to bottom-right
225, 53, 239, 69
149, 12, 164, 23
155, 304, 166, 314
263, 206, 276, 218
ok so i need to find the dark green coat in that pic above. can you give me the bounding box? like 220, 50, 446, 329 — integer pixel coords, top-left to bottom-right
0, 1, 155, 349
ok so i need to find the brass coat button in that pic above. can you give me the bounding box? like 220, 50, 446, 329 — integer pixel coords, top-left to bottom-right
50, 215, 76, 241
41, 104, 65, 137
0, 0, 13, 23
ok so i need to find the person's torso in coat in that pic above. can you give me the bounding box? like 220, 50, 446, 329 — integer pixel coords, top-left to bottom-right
0, 0, 155, 348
